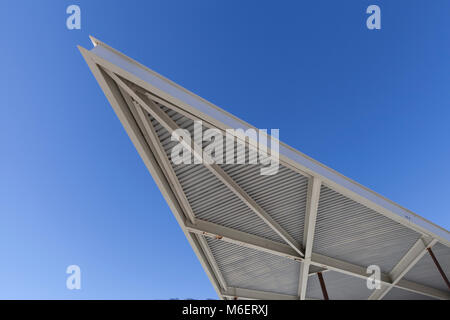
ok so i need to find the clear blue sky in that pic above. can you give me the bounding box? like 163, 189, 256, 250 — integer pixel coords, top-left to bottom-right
0, 1, 449, 299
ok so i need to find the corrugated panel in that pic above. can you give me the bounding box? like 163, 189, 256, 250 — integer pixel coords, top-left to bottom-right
150, 104, 308, 244
313, 186, 421, 272
220, 164, 308, 244
176, 163, 284, 243
306, 271, 372, 300
403, 243, 450, 292
383, 287, 435, 300
206, 238, 300, 295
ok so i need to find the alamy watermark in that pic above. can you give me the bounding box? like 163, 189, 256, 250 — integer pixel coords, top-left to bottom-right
169, 121, 280, 176
366, 5, 381, 30
66, 265, 81, 290
366, 265, 381, 290
66, 5, 81, 30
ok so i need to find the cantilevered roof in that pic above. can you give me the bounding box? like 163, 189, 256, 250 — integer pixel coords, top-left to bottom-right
79, 37, 450, 300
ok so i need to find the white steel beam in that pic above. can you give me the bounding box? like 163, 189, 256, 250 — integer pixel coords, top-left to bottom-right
186, 218, 301, 261
105, 68, 304, 258
196, 234, 228, 291
222, 287, 298, 300
298, 177, 322, 300
368, 237, 438, 300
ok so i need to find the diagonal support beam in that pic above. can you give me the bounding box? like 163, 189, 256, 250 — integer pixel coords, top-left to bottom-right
317, 272, 329, 300
298, 177, 322, 300
427, 247, 450, 290
105, 68, 304, 257
368, 237, 438, 300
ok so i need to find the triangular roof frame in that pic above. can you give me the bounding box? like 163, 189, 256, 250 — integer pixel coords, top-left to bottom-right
78, 37, 450, 300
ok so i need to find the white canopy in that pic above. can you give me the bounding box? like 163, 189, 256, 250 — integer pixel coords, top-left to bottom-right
79, 37, 450, 300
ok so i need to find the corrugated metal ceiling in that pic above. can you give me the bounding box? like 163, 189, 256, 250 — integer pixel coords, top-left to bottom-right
314, 185, 422, 272
206, 238, 300, 296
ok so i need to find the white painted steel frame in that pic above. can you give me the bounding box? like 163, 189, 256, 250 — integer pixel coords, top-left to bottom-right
79, 37, 450, 300
298, 177, 321, 300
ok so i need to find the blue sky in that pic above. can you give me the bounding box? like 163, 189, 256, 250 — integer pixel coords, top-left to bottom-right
0, 1, 449, 299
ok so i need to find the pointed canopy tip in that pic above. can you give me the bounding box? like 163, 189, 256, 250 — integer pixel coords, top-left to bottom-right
89, 35, 100, 47
76, 44, 90, 57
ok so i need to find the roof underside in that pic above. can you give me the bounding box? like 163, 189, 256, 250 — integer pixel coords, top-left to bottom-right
79, 38, 450, 300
